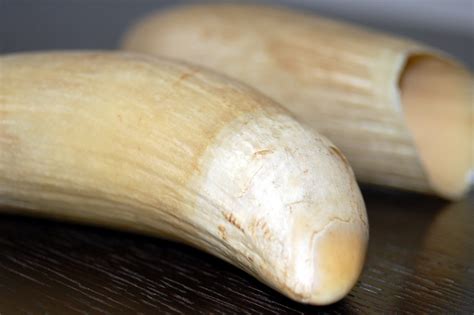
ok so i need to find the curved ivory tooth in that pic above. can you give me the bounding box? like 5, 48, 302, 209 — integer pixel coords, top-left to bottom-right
122, 4, 473, 200
0, 52, 368, 305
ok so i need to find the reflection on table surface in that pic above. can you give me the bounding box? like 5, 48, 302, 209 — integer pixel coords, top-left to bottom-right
0, 188, 472, 313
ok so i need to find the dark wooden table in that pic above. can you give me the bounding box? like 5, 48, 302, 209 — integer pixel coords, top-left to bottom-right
1, 188, 473, 314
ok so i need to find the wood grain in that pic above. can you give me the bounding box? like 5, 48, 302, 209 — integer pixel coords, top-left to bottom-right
0, 189, 473, 314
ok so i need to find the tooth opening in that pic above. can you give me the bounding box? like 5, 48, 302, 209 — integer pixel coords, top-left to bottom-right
398, 54, 472, 198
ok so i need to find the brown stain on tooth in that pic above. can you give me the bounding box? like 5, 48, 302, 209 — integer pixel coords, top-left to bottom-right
218, 225, 227, 241
174, 68, 200, 86
252, 218, 273, 241
329, 145, 349, 167
252, 149, 274, 158
223, 212, 244, 233
261, 222, 272, 241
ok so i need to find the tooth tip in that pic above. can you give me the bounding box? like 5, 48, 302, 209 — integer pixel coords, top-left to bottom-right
303, 221, 368, 305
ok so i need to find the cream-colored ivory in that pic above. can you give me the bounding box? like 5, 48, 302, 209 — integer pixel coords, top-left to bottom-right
0, 52, 368, 305
122, 4, 473, 199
